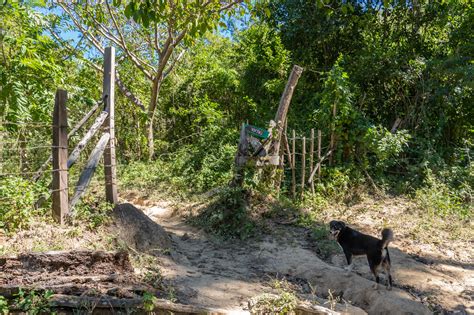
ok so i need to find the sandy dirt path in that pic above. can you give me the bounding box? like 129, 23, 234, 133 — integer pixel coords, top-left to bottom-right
134, 201, 463, 314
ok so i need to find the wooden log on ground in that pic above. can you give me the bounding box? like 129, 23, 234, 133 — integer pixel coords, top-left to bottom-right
69, 132, 110, 210
47, 294, 217, 314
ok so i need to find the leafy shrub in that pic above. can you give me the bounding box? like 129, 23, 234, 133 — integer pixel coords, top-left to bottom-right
190, 187, 256, 239
0, 176, 48, 233
415, 170, 471, 219
364, 125, 411, 167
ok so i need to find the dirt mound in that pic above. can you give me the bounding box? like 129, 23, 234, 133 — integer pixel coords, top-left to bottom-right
112, 203, 171, 253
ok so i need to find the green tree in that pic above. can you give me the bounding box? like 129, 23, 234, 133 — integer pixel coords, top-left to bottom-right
54, 0, 251, 159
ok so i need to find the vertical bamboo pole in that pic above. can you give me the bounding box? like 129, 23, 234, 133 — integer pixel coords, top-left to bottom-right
329, 103, 336, 165
310, 129, 315, 193
318, 129, 322, 180
52, 89, 68, 224
301, 136, 306, 197
291, 129, 296, 198
103, 47, 118, 204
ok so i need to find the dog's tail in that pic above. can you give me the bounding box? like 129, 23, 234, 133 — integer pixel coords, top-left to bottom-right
380, 228, 394, 249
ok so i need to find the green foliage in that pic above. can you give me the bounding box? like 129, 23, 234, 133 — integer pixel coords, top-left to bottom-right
119, 0, 250, 42
0, 176, 49, 233
364, 126, 411, 167
190, 187, 256, 240
73, 197, 114, 230
14, 289, 54, 315
142, 291, 158, 312
0, 296, 8, 315
415, 170, 471, 219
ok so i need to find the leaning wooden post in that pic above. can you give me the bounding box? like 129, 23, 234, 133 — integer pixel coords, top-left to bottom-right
301, 136, 306, 197
310, 129, 315, 193
318, 130, 322, 180
271, 65, 303, 168
231, 123, 248, 187
52, 89, 68, 224
103, 47, 118, 204
291, 129, 296, 198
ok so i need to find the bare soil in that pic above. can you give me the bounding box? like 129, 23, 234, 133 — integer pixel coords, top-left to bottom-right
125, 196, 472, 315
1, 194, 471, 314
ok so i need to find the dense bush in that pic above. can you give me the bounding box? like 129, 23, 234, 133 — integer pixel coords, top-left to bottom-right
0, 176, 49, 233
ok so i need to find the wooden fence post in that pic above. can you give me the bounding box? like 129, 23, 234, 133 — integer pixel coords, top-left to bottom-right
103, 47, 118, 204
52, 89, 68, 224
310, 129, 315, 193
318, 130, 322, 180
301, 136, 306, 197
291, 129, 296, 198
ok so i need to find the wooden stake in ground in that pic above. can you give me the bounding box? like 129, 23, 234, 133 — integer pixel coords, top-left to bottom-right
318, 130, 322, 180
231, 123, 248, 187
103, 47, 118, 204
329, 101, 337, 165
310, 129, 315, 193
291, 129, 296, 199
301, 136, 306, 197
52, 89, 68, 224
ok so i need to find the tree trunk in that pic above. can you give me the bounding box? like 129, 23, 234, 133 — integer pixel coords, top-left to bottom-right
147, 77, 162, 160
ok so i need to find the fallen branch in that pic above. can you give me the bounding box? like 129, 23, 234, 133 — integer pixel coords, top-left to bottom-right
307, 149, 332, 184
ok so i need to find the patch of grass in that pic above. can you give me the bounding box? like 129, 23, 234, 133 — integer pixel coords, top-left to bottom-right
250, 292, 298, 315
414, 172, 471, 219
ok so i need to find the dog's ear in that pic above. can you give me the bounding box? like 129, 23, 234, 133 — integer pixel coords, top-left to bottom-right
337, 221, 346, 229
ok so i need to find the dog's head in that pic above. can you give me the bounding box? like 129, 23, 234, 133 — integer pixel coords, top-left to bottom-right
329, 220, 346, 239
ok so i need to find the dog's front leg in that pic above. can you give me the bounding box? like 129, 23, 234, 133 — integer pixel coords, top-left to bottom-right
343, 250, 353, 276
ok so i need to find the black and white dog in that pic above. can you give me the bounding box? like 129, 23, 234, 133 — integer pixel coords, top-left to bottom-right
329, 220, 394, 290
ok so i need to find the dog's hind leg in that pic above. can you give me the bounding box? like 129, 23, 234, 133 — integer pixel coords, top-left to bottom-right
368, 259, 381, 290
370, 266, 380, 290
383, 254, 393, 290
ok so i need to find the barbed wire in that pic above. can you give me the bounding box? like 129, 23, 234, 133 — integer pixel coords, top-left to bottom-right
1, 121, 53, 127
0, 145, 69, 151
